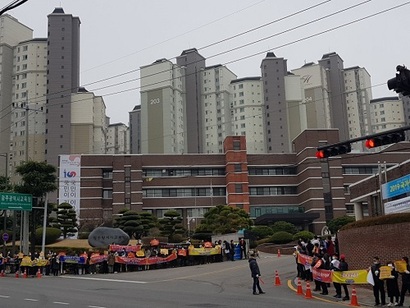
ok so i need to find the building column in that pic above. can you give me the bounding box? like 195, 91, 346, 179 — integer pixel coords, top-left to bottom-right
354, 202, 364, 221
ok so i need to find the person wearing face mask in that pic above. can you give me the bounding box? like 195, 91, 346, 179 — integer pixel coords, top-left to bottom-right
385, 261, 399, 307
371, 256, 386, 306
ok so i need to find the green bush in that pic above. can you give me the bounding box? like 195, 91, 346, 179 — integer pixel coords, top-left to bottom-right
251, 225, 274, 239
271, 221, 298, 234
293, 231, 315, 241
328, 216, 355, 233
269, 231, 293, 244
340, 213, 410, 231
34, 227, 61, 245
78, 232, 90, 240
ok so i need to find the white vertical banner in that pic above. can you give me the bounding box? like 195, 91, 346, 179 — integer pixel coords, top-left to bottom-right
58, 155, 81, 217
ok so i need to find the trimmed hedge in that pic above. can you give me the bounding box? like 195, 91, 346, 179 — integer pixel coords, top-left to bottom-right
340, 213, 410, 231
34, 227, 62, 245
269, 231, 293, 244
292, 231, 315, 241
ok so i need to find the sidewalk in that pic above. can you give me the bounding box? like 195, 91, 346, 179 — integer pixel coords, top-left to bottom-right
290, 277, 384, 307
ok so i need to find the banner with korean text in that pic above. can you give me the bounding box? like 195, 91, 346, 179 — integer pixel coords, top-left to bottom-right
330, 270, 369, 284
58, 155, 81, 217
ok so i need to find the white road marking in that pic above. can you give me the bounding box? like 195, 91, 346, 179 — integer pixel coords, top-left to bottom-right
60, 276, 147, 284
0, 295, 10, 298
53, 302, 69, 305
24, 298, 39, 302
88, 306, 107, 308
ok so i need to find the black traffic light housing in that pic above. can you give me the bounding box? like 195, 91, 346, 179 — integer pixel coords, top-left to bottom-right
365, 129, 406, 149
387, 65, 410, 97
316, 142, 352, 159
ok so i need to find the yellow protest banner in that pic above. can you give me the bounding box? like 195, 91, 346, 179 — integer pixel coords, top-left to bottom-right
379, 266, 393, 280
395, 260, 407, 273
332, 270, 369, 284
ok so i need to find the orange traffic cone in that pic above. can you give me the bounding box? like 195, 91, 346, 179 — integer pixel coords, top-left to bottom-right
350, 286, 360, 306
274, 270, 281, 286
277, 249, 281, 257
23, 269, 27, 278
305, 281, 313, 299
296, 278, 304, 295
36, 268, 42, 279
0, 270, 4, 277
15, 271, 19, 278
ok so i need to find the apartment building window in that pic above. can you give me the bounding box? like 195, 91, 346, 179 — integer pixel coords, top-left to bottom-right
234, 164, 241, 172
103, 189, 113, 199
238, 84, 243, 89
235, 184, 243, 193
102, 170, 113, 179
22, 55, 28, 60
23, 46, 28, 51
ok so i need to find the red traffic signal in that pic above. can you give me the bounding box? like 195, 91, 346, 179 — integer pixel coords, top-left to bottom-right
365, 131, 405, 149
365, 139, 377, 149
316, 143, 351, 159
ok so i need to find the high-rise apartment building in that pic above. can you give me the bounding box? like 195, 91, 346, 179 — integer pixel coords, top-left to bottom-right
0, 15, 32, 176
291, 62, 331, 130
10, 38, 47, 182
260, 52, 290, 153
318, 52, 349, 141
70, 88, 107, 155
176, 48, 206, 153
129, 105, 141, 154
344, 66, 373, 151
230, 77, 265, 153
140, 58, 186, 153
370, 97, 405, 133
45, 8, 81, 167
201, 64, 236, 153
106, 123, 130, 154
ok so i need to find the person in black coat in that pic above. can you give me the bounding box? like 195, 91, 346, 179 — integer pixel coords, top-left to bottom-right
249, 253, 265, 295
385, 261, 400, 306
398, 256, 410, 307
371, 256, 386, 306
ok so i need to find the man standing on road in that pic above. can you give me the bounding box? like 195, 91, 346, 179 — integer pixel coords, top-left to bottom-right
249, 253, 265, 295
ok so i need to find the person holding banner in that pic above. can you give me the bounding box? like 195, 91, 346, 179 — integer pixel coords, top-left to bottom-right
397, 256, 410, 307
371, 256, 386, 306
338, 254, 350, 301
249, 253, 265, 295
384, 261, 400, 307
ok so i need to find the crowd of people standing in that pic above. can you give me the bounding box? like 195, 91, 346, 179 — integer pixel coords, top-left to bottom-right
294, 235, 410, 307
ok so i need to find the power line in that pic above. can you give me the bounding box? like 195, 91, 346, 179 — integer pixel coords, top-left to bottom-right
2, 2, 408, 147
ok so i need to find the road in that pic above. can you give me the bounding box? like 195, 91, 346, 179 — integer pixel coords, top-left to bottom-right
0, 254, 342, 308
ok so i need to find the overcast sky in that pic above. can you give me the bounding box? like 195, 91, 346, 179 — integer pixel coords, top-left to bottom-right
8, 0, 410, 124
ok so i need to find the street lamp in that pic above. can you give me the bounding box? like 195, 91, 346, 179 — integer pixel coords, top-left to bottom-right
187, 216, 195, 236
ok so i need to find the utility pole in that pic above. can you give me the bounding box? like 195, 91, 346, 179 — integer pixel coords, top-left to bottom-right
16, 97, 43, 255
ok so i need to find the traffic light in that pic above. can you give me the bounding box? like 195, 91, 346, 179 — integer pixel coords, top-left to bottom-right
365, 130, 406, 149
316, 142, 351, 159
387, 65, 410, 96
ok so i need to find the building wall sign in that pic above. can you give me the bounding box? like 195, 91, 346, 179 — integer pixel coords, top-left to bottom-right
384, 195, 410, 214
58, 155, 81, 216
88, 227, 130, 247
381, 173, 410, 200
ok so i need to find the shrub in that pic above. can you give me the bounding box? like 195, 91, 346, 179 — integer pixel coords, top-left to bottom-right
293, 231, 315, 241
251, 225, 274, 239
328, 216, 355, 233
271, 221, 298, 234
340, 213, 410, 231
34, 227, 61, 245
269, 231, 293, 244
78, 232, 90, 239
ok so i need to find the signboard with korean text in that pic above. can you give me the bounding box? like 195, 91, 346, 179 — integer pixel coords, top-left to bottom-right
0, 192, 32, 211
381, 174, 410, 200
384, 195, 410, 214
58, 155, 81, 217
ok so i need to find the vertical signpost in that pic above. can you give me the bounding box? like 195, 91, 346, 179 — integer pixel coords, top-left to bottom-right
0, 192, 32, 255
